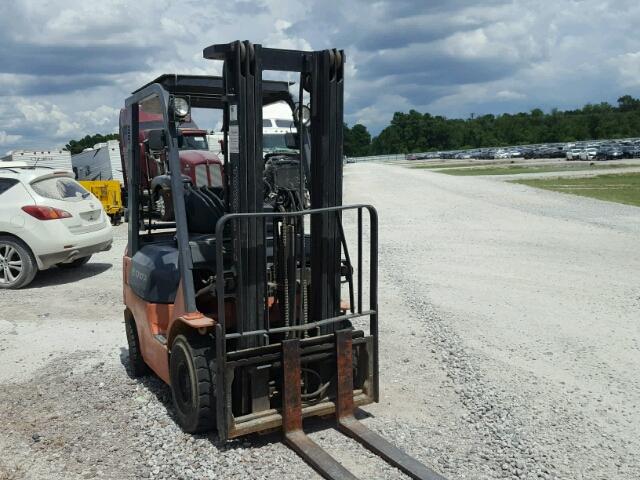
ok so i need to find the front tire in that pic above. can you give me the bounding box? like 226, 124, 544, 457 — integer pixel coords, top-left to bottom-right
169, 334, 216, 433
0, 236, 37, 289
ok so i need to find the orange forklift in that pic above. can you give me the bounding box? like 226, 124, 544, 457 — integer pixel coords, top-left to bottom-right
122, 40, 445, 480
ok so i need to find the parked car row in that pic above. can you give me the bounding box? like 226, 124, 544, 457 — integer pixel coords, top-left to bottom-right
404, 137, 640, 162
566, 144, 629, 161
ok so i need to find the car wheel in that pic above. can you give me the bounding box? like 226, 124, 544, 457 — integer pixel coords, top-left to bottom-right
169, 334, 217, 433
156, 189, 174, 222
0, 236, 37, 289
57, 255, 92, 269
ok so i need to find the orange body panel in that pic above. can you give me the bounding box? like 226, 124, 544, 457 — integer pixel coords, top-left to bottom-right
124, 281, 173, 383
123, 255, 215, 385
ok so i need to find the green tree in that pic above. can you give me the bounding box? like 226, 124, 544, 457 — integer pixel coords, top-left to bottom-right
65, 133, 119, 155
367, 94, 640, 154
343, 123, 371, 157
617, 95, 640, 112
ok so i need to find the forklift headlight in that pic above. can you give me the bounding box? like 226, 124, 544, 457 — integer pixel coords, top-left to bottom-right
171, 97, 190, 119
294, 104, 311, 127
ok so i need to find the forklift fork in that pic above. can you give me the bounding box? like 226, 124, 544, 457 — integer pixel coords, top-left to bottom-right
281, 333, 446, 480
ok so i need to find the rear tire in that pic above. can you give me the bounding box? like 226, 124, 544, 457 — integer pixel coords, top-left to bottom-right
57, 255, 92, 269
124, 313, 149, 377
0, 236, 37, 289
169, 334, 216, 433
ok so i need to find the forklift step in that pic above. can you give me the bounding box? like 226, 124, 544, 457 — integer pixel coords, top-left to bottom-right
154, 334, 167, 345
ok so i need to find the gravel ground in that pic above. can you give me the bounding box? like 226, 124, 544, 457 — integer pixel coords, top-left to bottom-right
1, 162, 638, 479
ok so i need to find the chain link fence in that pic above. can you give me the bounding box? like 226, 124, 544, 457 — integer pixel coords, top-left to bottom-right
348, 153, 407, 163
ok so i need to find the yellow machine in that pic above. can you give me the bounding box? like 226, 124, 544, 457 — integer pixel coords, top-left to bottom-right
79, 180, 124, 225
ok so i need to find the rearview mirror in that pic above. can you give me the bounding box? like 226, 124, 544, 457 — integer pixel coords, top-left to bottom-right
285, 132, 299, 149
147, 129, 166, 152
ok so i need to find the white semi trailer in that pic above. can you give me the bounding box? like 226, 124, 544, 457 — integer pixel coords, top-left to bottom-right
207, 101, 295, 157
1, 149, 73, 172
71, 140, 124, 183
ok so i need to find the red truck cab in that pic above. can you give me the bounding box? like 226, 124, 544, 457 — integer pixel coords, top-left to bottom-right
119, 109, 223, 219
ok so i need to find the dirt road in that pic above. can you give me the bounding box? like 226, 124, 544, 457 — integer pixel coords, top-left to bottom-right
0, 162, 638, 479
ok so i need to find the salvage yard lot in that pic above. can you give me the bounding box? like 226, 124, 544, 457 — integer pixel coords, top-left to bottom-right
515, 172, 640, 207
422, 162, 632, 176
0, 162, 639, 480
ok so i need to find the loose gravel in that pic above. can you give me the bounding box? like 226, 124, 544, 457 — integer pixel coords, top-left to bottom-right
1, 162, 638, 479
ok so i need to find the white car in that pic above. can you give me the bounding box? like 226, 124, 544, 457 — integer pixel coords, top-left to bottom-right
566, 148, 583, 161
0, 164, 113, 289
579, 148, 598, 161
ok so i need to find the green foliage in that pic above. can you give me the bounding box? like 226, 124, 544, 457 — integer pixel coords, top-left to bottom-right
367, 95, 640, 155
65, 133, 119, 155
515, 173, 640, 207
437, 164, 630, 176
343, 123, 371, 157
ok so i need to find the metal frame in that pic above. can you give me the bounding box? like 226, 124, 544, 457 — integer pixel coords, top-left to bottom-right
213, 204, 378, 440
125, 83, 197, 311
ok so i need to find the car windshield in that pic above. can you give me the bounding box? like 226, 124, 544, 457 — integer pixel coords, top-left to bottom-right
179, 135, 208, 151
31, 176, 89, 202
263, 133, 289, 150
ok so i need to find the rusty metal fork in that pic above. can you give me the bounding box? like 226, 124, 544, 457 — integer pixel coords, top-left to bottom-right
281, 339, 358, 480
335, 330, 447, 480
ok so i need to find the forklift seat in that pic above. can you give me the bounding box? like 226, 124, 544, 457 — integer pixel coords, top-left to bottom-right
184, 185, 224, 234
189, 234, 217, 268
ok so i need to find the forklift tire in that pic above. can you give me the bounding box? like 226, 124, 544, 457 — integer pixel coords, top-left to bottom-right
125, 315, 149, 377
169, 334, 216, 433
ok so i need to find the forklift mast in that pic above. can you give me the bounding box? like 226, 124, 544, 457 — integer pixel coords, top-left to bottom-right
204, 42, 346, 347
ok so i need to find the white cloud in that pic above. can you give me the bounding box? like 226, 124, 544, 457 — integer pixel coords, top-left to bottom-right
609, 52, 640, 88
1, 0, 640, 149
0, 131, 22, 146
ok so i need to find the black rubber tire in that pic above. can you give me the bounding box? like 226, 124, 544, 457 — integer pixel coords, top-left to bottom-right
57, 255, 92, 269
0, 236, 38, 289
169, 334, 216, 433
124, 314, 149, 377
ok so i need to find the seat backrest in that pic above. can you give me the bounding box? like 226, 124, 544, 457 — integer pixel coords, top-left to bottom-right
184, 184, 224, 234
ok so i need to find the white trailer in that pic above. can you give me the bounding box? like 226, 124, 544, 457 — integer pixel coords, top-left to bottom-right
207, 131, 224, 154
71, 140, 124, 183
1, 149, 73, 172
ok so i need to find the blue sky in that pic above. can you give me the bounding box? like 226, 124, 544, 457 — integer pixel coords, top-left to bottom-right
2, 0, 640, 153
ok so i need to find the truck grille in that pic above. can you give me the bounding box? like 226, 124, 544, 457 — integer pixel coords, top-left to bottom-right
195, 165, 209, 187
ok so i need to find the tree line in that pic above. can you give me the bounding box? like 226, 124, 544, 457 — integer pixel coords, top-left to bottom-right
343, 95, 640, 157
65, 95, 640, 157
65, 133, 119, 155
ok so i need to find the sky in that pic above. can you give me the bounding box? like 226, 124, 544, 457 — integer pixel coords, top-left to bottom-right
2, 0, 640, 153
